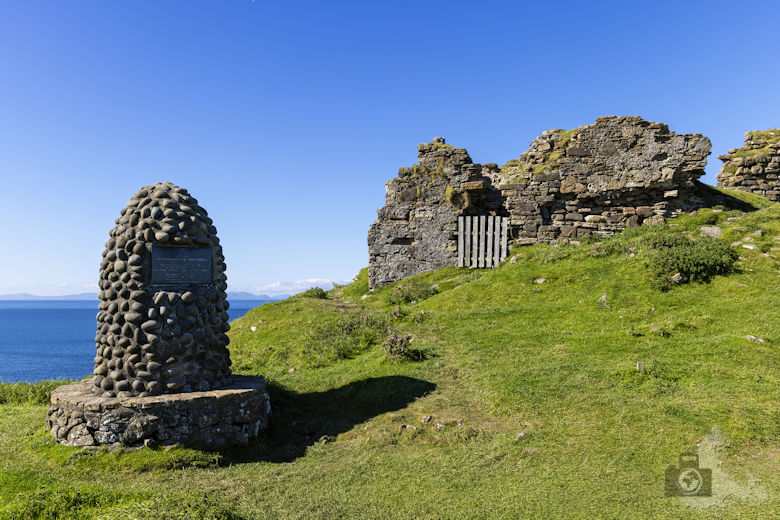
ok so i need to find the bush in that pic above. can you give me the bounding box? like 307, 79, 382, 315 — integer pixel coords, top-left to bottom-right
301, 287, 327, 299
643, 229, 692, 250
382, 331, 425, 363
386, 283, 438, 305
302, 312, 388, 367
644, 232, 738, 291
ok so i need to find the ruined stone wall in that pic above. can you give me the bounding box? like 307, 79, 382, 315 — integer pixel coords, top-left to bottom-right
499, 116, 711, 244
716, 130, 780, 202
368, 117, 715, 289
367, 138, 503, 289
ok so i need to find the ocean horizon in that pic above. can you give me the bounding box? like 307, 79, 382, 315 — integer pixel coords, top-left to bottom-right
0, 299, 273, 383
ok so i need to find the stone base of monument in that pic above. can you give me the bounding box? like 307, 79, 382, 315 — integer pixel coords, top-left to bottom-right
47, 375, 270, 450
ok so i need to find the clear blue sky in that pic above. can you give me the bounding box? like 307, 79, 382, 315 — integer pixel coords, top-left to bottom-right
1, 1, 778, 296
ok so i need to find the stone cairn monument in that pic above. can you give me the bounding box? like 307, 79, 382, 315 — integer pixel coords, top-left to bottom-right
47, 182, 270, 449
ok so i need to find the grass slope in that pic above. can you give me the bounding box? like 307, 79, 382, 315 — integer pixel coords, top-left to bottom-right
1, 193, 778, 519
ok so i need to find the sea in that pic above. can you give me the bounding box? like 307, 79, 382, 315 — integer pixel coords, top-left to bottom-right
0, 300, 272, 383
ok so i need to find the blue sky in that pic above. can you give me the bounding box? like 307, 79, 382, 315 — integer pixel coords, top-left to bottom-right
0, 1, 778, 295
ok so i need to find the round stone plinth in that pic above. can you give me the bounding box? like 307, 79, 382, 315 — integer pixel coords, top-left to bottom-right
47, 375, 270, 449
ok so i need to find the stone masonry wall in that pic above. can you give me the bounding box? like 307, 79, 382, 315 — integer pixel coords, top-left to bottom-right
368, 117, 719, 289
499, 116, 712, 244
716, 130, 780, 202
367, 138, 504, 290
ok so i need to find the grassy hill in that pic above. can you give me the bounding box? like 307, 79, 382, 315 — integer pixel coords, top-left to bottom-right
1, 189, 778, 519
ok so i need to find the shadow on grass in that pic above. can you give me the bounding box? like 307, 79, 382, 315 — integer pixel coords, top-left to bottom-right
221, 375, 435, 464
693, 181, 762, 211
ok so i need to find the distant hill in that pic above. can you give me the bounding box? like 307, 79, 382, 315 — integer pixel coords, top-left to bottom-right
227, 291, 290, 301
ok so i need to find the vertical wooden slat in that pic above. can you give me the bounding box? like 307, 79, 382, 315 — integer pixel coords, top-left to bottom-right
457, 216, 464, 268
464, 216, 471, 267
471, 216, 478, 268
478, 216, 485, 268
500, 217, 508, 261
492, 216, 499, 266
485, 216, 494, 268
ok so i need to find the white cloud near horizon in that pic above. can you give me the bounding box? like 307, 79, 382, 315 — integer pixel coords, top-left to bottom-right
248, 277, 353, 296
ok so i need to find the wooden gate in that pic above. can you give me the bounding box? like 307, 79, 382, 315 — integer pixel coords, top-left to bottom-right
457, 216, 507, 268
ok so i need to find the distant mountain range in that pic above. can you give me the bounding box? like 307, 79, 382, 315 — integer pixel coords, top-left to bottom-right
227, 291, 290, 301
0, 291, 289, 301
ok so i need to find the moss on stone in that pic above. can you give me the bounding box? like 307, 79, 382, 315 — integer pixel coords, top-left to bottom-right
444, 185, 466, 210
411, 160, 447, 179
500, 159, 525, 170
746, 129, 780, 143
731, 129, 780, 159
499, 128, 575, 180
733, 147, 775, 159
444, 185, 456, 203
554, 128, 578, 151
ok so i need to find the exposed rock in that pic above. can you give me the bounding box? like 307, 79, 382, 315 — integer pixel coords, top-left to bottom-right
716, 129, 780, 201
700, 226, 723, 238
67, 424, 95, 447
122, 414, 160, 444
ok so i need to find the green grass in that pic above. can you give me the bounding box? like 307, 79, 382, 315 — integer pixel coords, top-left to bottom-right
0, 380, 72, 405
1, 201, 778, 519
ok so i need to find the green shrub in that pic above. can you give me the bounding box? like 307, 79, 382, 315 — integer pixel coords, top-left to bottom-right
382, 331, 425, 363
301, 312, 388, 367
643, 229, 692, 250
386, 283, 438, 305
301, 287, 327, 299
644, 231, 738, 290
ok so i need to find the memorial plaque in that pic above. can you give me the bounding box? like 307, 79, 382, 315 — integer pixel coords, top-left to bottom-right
151, 246, 212, 285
